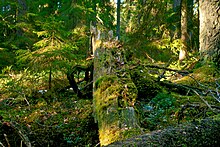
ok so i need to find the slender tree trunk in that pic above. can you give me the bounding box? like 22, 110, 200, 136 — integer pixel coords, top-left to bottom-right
49, 67, 52, 90
187, 0, 194, 50
17, 0, 27, 16
170, 0, 181, 41
179, 0, 188, 62
116, 0, 121, 40
89, 1, 97, 56
137, 0, 147, 26
199, 0, 220, 65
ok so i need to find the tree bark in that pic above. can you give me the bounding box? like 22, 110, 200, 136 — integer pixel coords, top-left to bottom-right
179, 0, 188, 62
93, 31, 141, 146
199, 0, 220, 66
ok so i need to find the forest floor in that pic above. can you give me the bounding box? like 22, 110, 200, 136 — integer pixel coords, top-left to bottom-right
1, 39, 220, 146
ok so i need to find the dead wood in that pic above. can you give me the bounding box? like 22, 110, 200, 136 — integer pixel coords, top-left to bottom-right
108, 115, 220, 147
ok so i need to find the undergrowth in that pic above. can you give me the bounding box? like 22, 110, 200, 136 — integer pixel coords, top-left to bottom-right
0, 69, 99, 146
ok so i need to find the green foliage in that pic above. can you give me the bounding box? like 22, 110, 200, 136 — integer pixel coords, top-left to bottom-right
139, 93, 176, 130
0, 48, 15, 70
150, 93, 176, 109
16, 16, 82, 76
0, 69, 46, 103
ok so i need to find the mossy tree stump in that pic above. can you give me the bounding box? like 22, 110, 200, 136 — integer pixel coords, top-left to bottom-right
93, 39, 141, 146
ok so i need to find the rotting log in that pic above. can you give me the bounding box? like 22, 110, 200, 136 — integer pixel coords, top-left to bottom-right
93, 34, 141, 146
108, 115, 220, 146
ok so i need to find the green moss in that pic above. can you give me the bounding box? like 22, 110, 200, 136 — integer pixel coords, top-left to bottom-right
121, 128, 143, 140
95, 75, 118, 91
94, 75, 120, 124
93, 72, 140, 145
193, 64, 218, 77
174, 63, 220, 87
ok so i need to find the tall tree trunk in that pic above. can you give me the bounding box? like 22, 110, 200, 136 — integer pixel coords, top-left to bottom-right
187, 0, 194, 50
171, 0, 181, 41
17, 0, 27, 36
199, 0, 220, 66
88, 0, 97, 56
116, 0, 121, 40
17, 0, 27, 16
93, 31, 141, 146
179, 0, 188, 62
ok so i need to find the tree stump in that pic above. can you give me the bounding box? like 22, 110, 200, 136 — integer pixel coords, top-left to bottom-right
93, 36, 141, 146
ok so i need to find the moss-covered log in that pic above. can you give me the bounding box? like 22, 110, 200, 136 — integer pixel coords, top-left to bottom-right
108, 115, 220, 146
93, 38, 141, 146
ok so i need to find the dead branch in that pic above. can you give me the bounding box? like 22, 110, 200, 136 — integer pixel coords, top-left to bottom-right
178, 103, 220, 123
191, 89, 216, 113
160, 81, 203, 95
180, 103, 220, 110
130, 63, 190, 75
10, 122, 31, 147
0, 142, 5, 147
160, 81, 218, 114
67, 64, 93, 98
188, 75, 220, 102
145, 52, 155, 63
157, 58, 175, 81
138, 63, 220, 104
3, 134, 10, 147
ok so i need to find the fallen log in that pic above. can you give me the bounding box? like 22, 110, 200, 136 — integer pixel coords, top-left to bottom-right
108, 115, 220, 146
